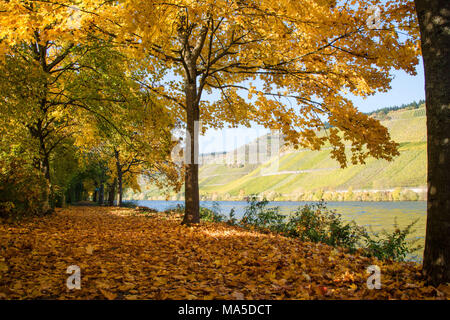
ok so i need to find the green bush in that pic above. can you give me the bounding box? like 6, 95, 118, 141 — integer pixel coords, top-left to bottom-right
359, 219, 422, 262
241, 195, 284, 229
121, 200, 139, 208
226, 208, 237, 226
199, 202, 224, 222
163, 203, 185, 215
400, 190, 419, 201
162, 202, 228, 223
280, 202, 362, 252
0, 158, 49, 219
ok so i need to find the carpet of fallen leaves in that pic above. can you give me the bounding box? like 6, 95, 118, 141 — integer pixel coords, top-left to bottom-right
0, 206, 448, 300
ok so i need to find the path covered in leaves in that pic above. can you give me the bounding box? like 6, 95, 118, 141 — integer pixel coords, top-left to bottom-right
0, 206, 448, 299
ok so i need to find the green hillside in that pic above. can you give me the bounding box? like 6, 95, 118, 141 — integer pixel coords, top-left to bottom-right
129, 102, 427, 201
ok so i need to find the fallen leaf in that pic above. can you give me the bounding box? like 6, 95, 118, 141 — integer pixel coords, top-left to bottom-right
86, 244, 94, 255
100, 289, 117, 300
232, 291, 244, 300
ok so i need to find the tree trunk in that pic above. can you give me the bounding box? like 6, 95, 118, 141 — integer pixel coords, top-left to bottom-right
29, 123, 52, 214
178, 25, 209, 224
108, 178, 117, 206
182, 82, 200, 225
415, 0, 450, 285
115, 150, 124, 207
93, 181, 98, 203
61, 193, 66, 208
117, 173, 123, 206
98, 183, 104, 205
41, 154, 52, 214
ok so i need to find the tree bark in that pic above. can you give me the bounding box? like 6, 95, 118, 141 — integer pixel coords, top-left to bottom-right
28, 118, 53, 213
415, 0, 450, 285
117, 173, 123, 206
115, 150, 123, 207
178, 24, 209, 225
61, 193, 66, 208
93, 181, 98, 203
41, 154, 52, 213
98, 183, 104, 205
108, 178, 117, 206
182, 80, 200, 224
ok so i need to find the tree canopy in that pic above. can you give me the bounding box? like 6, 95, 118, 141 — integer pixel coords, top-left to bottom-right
91, 0, 421, 222
0, 0, 181, 213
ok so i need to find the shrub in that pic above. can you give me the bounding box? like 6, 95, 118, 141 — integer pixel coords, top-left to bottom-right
0, 158, 49, 219
226, 208, 237, 226
241, 195, 284, 229
239, 197, 421, 262
163, 202, 229, 223
164, 203, 185, 215
282, 202, 362, 252
199, 202, 225, 222
359, 219, 422, 262
136, 206, 158, 213
120, 200, 139, 208
392, 187, 402, 201
400, 190, 419, 201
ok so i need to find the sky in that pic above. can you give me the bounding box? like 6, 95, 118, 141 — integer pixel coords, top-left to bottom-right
199, 58, 425, 154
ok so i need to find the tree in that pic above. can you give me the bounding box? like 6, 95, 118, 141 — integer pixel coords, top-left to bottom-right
102, 0, 420, 224
1, 0, 422, 225
78, 90, 180, 206
55, 67, 181, 208
0, 1, 139, 211
50, 140, 82, 207
344, 187, 354, 201
394, 187, 405, 201
0, 1, 181, 211
314, 189, 324, 201
414, 0, 450, 285
109, 114, 178, 206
